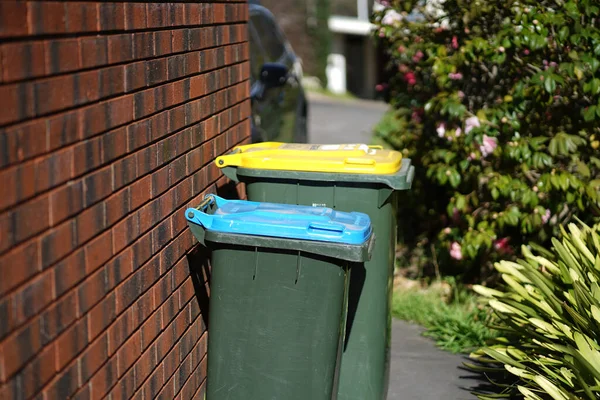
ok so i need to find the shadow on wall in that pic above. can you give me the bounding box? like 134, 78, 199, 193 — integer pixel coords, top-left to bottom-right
187, 180, 243, 329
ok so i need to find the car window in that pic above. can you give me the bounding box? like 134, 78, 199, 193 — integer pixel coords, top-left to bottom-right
250, 13, 286, 62
248, 24, 266, 83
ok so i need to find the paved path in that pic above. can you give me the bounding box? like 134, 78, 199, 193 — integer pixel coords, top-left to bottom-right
307, 92, 389, 144
307, 92, 480, 399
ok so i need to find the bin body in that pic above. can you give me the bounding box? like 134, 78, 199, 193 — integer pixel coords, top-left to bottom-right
185, 195, 373, 400
216, 144, 413, 400
208, 243, 349, 400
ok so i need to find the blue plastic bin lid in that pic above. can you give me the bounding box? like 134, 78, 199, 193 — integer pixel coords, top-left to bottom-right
185, 195, 372, 245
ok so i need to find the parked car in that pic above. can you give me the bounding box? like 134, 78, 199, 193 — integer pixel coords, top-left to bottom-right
248, 0, 308, 143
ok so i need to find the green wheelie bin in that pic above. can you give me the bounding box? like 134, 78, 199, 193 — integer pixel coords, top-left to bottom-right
214, 143, 414, 400
185, 194, 374, 400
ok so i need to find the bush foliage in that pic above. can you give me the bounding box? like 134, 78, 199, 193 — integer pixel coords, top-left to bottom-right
471, 222, 600, 399
373, 0, 600, 280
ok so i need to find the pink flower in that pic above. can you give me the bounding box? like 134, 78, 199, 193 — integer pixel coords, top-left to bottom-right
436, 123, 446, 137
480, 135, 498, 157
412, 50, 424, 63
549, 61, 558, 68
398, 64, 409, 73
457, 91, 465, 99
398, 45, 406, 53
542, 209, 551, 224
377, 0, 390, 6
448, 72, 463, 80
464, 116, 481, 134
467, 152, 476, 161
450, 242, 463, 260
523, 49, 530, 55
455, 127, 462, 137
451, 36, 459, 49
375, 84, 384, 91
443, 227, 451, 234
379, 29, 386, 38
404, 71, 417, 85
494, 237, 513, 255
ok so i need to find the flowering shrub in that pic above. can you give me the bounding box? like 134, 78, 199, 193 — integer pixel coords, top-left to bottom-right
373, 0, 600, 280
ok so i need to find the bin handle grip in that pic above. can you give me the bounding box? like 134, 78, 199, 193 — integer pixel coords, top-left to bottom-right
307, 222, 345, 235
186, 194, 228, 228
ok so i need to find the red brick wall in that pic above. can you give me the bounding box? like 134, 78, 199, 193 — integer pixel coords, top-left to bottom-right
0, 2, 251, 399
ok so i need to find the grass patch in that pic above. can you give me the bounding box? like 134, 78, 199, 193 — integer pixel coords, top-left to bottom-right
392, 278, 497, 354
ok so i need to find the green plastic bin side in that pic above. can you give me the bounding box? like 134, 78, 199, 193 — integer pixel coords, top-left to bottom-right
186, 216, 373, 400
206, 243, 350, 400
221, 160, 413, 400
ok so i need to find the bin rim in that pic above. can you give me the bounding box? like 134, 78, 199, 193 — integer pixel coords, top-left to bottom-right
220, 158, 414, 191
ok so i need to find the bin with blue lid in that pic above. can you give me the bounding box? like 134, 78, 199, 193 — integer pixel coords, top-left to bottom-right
185, 195, 374, 400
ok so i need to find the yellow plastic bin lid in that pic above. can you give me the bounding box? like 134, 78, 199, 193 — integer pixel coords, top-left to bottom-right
215, 142, 403, 174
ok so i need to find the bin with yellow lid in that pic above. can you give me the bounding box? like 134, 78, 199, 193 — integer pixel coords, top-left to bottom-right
215, 142, 414, 400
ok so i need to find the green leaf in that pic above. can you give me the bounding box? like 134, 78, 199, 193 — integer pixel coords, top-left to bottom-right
544, 76, 556, 93
558, 26, 570, 42
583, 106, 597, 122
577, 161, 591, 178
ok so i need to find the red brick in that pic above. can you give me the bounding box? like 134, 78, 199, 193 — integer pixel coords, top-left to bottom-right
74, 137, 102, 176
77, 266, 108, 314
105, 188, 131, 227
112, 154, 138, 191
125, 61, 147, 93
2, 317, 43, 379
75, 201, 106, 245
99, 65, 125, 98
47, 111, 80, 151
79, 333, 108, 384
89, 358, 118, 400
7, 193, 50, 247
189, 75, 206, 99
133, 89, 155, 119
112, 213, 140, 254
146, 3, 168, 28
107, 95, 134, 129
132, 231, 153, 267
146, 58, 167, 86
43, 360, 81, 400
154, 31, 173, 56
178, 278, 195, 311
87, 292, 116, 341
106, 248, 134, 291
34, 147, 74, 193
55, 319, 89, 370
101, 128, 127, 163
124, 3, 147, 30
40, 220, 76, 269
82, 166, 112, 207
53, 250, 86, 297
160, 293, 178, 330
107, 33, 133, 64
65, 2, 98, 33
141, 363, 164, 400
134, 343, 157, 388
132, 283, 155, 329
9, 343, 56, 399
169, 3, 186, 26
10, 269, 54, 328
98, 2, 125, 31
0, 239, 40, 296
132, 31, 155, 60
85, 230, 113, 273
116, 331, 141, 377
130, 175, 152, 210
0, 2, 27, 38
1, 41, 46, 82
50, 181, 84, 226
34, 74, 75, 115
45, 39, 81, 75
107, 366, 136, 400
140, 310, 162, 350
172, 29, 191, 54
107, 308, 134, 355
80, 36, 108, 69
0, 83, 35, 125
40, 290, 78, 344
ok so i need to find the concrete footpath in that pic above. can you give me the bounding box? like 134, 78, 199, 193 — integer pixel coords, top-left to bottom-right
388, 320, 481, 399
